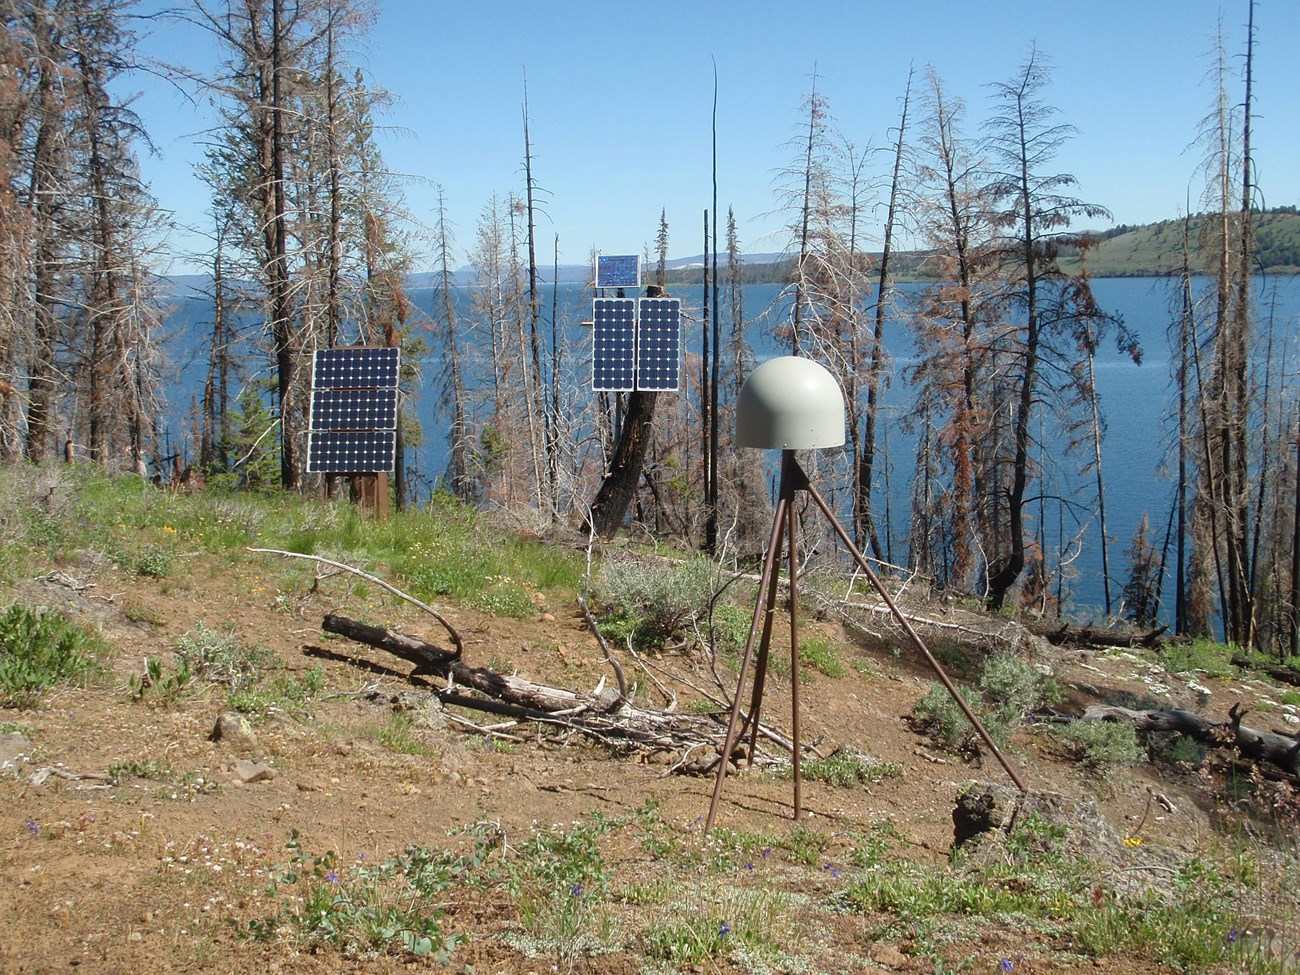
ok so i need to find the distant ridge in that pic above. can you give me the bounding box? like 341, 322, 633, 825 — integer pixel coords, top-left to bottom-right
160, 212, 1300, 294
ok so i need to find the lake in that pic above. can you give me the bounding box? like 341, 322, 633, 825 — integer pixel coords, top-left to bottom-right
163, 273, 1300, 625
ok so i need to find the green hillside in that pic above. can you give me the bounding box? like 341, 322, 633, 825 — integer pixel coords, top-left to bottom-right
663, 209, 1300, 285
1066, 209, 1300, 277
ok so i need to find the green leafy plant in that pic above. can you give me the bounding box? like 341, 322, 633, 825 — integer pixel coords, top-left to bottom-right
128, 654, 193, 704
0, 604, 104, 708
238, 831, 463, 960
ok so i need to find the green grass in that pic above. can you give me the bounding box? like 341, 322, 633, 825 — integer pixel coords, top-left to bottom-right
798, 637, 846, 679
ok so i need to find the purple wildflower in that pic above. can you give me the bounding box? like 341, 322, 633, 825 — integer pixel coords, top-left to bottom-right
999, 960, 1013, 973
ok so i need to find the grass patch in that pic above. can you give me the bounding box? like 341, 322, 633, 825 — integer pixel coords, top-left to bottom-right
1160, 638, 1240, 678
784, 750, 903, 787
798, 637, 846, 679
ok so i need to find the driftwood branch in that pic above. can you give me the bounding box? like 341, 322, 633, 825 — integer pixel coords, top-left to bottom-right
249, 548, 463, 658
1081, 704, 1300, 779
322, 613, 784, 766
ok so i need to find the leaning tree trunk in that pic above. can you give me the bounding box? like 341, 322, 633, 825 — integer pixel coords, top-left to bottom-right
588, 390, 658, 538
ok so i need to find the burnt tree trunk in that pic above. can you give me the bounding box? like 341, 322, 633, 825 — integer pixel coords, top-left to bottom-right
588, 390, 658, 539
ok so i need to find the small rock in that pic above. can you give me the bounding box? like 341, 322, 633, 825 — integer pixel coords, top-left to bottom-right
871, 944, 908, 968
0, 732, 32, 769
210, 713, 259, 753
230, 759, 276, 784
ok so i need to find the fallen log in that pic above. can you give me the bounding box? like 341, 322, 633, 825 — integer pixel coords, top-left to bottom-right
1080, 703, 1300, 779
321, 613, 779, 765
1027, 620, 1169, 649
1230, 654, 1300, 689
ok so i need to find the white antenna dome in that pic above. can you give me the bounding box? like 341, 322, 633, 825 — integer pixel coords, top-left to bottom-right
735, 356, 846, 450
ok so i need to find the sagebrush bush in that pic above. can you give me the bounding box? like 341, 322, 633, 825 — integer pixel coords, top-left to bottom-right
596, 556, 719, 647
910, 681, 1009, 749
1054, 718, 1146, 770
979, 654, 1062, 723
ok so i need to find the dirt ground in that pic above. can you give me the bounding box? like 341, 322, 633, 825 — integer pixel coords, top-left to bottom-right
2, 546, 1297, 975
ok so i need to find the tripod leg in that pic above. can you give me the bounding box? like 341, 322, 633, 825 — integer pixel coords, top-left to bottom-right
799, 466, 1028, 794
741, 494, 787, 763
706, 463, 791, 830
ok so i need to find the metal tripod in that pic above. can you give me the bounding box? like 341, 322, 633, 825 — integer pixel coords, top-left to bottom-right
705, 450, 1027, 830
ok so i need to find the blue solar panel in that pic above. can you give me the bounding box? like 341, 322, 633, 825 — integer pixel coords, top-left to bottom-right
592, 297, 636, 392
313, 347, 399, 389
310, 386, 398, 431
306, 430, 397, 473
596, 255, 640, 290
636, 297, 681, 391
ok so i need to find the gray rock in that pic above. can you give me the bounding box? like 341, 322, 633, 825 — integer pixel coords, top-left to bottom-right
210, 712, 260, 753
0, 732, 33, 769
230, 759, 276, 784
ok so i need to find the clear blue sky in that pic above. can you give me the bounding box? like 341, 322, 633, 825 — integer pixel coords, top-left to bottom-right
129, 0, 1299, 275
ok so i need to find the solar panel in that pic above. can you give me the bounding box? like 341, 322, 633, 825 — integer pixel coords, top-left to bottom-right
306, 430, 397, 474
309, 386, 398, 431
308, 346, 401, 473
596, 254, 640, 290
313, 347, 400, 389
636, 297, 681, 391
592, 297, 636, 392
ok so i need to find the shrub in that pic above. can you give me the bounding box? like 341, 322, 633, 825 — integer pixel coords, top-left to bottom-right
0, 605, 104, 708
978, 654, 1062, 723
910, 681, 1008, 750
1054, 719, 1146, 770
596, 556, 718, 648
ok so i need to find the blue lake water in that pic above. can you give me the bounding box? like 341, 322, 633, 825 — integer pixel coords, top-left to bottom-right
162, 273, 1300, 624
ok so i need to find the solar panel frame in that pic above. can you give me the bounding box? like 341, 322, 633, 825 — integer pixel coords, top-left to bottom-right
592, 297, 637, 392
635, 297, 681, 392
306, 430, 397, 474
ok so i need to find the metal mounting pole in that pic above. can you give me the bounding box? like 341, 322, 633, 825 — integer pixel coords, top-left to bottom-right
707, 450, 801, 829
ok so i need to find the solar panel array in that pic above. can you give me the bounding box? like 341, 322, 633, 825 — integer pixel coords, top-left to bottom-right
307, 346, 401, 473
313, 347, 400, 388
590, 296, 681, 393
308, 430, 397, 474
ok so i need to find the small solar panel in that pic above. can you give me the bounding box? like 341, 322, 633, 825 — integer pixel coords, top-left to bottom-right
309, 386, 398, 431
596, 255, 640, 290
313, 347, 399, 388
636, 297, 681, 391
592, 297, 636, 392
306, 430, 397, 473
